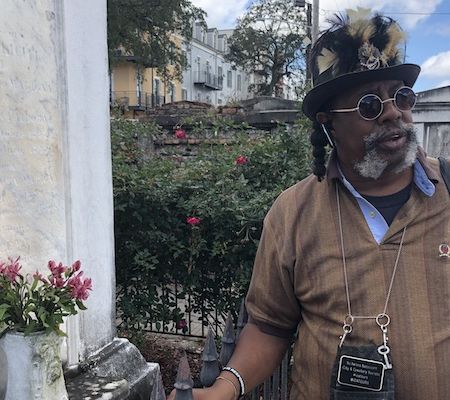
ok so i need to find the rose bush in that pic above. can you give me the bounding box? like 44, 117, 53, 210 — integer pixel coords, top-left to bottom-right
0, 257, 91, 336
112, 117, 311, 334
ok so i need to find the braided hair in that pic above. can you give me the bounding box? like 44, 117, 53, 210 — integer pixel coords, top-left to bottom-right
310, 122, 329, 181
309, 99, 334, 181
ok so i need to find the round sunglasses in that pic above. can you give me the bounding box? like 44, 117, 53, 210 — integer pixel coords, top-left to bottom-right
330, 86, 417, 120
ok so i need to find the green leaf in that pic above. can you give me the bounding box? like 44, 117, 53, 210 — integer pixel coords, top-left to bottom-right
23, 320, 38, 336
0, 304, 10, 321
76, 300, 87, 311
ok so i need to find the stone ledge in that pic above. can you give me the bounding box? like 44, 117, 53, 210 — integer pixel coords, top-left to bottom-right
66, 374, 130, 400
66, 338, 165, 400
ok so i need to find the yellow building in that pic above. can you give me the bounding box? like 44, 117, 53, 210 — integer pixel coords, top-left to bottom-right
110, 37, 184, 113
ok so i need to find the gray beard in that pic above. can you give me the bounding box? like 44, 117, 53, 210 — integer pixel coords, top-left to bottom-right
354, 123, 419, 180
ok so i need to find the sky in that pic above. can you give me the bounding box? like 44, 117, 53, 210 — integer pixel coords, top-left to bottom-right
190, 0, 450, 93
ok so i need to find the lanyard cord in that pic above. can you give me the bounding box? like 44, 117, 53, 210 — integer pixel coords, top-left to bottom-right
336, 183, 407, 321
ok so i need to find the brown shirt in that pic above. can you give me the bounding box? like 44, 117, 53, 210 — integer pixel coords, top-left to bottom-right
246, 154, 450, 400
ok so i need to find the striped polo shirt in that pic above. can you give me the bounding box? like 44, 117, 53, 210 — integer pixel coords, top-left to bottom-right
246, 150, 450, 400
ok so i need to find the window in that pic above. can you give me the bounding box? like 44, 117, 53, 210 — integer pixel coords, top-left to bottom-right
218, 66, 223, 87
136, 69, 142, 94
182, 50, 188, 68
237, 74, 242, 91
153, 78, 161, 106
169, 83, 176, 103
196, 57, 201, 80
182, 88, 188, 101
227, 71, 232, 88
153, 79, 160, 96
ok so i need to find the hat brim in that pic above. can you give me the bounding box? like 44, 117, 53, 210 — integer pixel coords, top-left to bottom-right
302, 64, 421, 121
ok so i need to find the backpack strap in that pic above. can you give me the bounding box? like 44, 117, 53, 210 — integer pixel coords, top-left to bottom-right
438, 157, 450, 194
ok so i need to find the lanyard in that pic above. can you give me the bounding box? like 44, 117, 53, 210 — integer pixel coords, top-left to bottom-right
335, 183, 407, 349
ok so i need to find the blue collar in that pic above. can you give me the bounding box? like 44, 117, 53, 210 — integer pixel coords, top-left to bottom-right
338, 160, 435, 244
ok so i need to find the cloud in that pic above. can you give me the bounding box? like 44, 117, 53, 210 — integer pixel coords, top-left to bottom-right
192, 0, 442, 30
421, 51, 450, 77
436, 80, 450, 88
318, 0, 442, 29
191, 0, 249, 28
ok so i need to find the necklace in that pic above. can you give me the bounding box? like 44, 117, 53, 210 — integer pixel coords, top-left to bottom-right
331, 183, 406, 395
335, 183, 407, 350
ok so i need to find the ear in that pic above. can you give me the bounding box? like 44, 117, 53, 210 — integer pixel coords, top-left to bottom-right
316, 112, 334, 131
316, 111, 331, 126
315, 112, 335, 148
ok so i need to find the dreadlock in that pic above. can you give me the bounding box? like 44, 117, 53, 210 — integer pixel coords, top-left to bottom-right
310, 121, 330, 181
309, 98, 334, 181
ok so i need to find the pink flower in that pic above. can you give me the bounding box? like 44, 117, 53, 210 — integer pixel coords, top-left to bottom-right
67, 273, 92, 301
72, 260, 81, 272
235, 155, 248, 165
2, 257, 22, 282
33, 270, 45, 282
49, 275, 65, 288
48, 260, 66, 277
175, 129, 187, 139
176, 318, 187, 330
186, 216, 201, 226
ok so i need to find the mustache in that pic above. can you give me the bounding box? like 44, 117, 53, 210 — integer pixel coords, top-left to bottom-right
364, 121, 415, 150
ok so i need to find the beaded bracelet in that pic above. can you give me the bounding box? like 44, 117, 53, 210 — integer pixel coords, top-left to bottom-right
222, 366, 245, 397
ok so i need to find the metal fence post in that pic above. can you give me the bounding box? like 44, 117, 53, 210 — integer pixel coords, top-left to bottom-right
200, 328, 220, 387
219, 312, 236, 367
236, 299, 248, 341
174, 351, 194, 400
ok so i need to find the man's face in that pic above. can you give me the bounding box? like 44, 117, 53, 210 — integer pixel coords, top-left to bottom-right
328, 80, 418, 180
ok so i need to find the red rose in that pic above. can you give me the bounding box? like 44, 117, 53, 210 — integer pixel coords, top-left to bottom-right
235, 155, 248, 165
186, 216, 201, 226
175, 129, 187, 139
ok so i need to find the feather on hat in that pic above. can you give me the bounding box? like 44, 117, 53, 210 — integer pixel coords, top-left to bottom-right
302, 9, 420, 120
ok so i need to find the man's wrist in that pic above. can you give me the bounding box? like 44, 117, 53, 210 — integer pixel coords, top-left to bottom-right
212, 375, 240, 400
222, 366, 245, 396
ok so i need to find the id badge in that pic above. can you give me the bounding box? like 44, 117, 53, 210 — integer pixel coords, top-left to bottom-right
337, 355, 385, 391
329, 344, 395, 400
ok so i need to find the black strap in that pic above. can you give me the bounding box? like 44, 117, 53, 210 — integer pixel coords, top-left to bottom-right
438, 157, 450, 194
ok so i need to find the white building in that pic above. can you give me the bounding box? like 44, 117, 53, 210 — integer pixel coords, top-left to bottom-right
181, 22, 254, 106
413, 86, 450, 157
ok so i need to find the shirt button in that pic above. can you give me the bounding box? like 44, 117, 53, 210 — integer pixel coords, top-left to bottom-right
369, 211, 376, 218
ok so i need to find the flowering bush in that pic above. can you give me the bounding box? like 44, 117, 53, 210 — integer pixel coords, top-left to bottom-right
0, 257, 92, 336
112, 117, 312, 334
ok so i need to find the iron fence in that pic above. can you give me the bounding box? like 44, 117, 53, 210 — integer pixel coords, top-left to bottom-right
111, 91, 166, 109
116, 278, 235, 339
172, 300, 292, 399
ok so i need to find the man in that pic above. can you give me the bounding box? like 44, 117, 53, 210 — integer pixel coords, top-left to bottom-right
169, 9, 450, 400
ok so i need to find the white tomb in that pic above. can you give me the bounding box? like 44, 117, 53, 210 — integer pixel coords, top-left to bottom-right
0, 1, 163, 398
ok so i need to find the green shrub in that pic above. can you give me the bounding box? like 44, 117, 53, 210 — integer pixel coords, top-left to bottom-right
112, 117, 312, 334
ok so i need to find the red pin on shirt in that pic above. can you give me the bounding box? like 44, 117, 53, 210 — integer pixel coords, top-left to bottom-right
439, 243, 450, 258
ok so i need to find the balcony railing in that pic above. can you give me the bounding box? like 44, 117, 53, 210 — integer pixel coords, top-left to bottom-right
193, 71, 223, 90
110, 91, 166, 110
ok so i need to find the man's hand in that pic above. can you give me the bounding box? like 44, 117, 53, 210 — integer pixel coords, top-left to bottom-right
166, 384, 236, 400
166, 322, 290, 400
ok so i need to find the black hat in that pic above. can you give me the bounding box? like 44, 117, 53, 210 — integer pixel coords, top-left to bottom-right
302, 8, 421, 120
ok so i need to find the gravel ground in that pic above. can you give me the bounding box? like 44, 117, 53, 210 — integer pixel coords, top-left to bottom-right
121, 331, 205, 395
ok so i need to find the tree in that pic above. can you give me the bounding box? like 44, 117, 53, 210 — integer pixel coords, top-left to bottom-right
226, 0, 308, 97
107, 0, 206, 81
